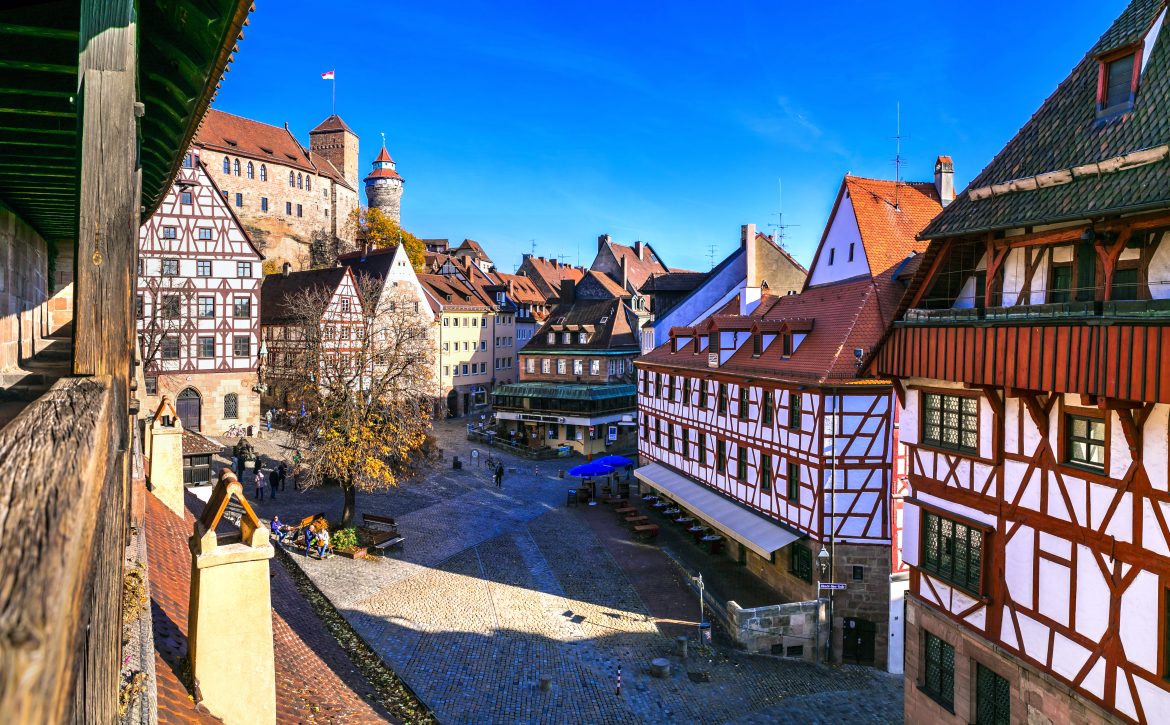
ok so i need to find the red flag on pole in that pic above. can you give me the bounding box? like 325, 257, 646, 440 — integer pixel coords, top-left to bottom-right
321, 70, 335, 80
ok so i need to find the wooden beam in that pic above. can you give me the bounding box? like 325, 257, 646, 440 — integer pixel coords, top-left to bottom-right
1095, 230, 1132, 303
984, 236, 1011, 308
906, 238, 953, 309
1002, 226, 1086, 249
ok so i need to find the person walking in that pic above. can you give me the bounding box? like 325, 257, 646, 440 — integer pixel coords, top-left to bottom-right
274, 462, 288, 493
265, 408, 273, 432
254, 469, 267, 501
494, 462, 504, 488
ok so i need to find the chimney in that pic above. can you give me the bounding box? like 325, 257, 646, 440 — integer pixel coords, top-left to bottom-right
281, 262, 291, 277
146, 397, 185, 518
560, 278, 576, 304
742, 223, 758, 284
598, 233, 611, 252
188, 470, 276, 725
620, 255, 628, 290
935, 156, 955, 207
634, 240, 646, 261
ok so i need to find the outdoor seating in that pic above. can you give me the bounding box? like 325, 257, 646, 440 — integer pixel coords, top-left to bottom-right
634, 524, 660, 540
689, 525, 707, 543
614, 506, 636, 516
702, 534, 724, 554
359, 513, 405, 552
625, 515, 649, 526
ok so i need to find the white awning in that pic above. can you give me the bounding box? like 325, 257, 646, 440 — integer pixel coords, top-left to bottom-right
634, 462, 803, 558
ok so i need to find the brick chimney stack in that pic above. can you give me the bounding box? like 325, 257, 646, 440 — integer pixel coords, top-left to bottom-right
560, 278, 576, 304
146, 397, 185, 518
742, 223, 757, 284
598, 233, 611, 252
634, 241, 646, 261
935, 156, 955, 207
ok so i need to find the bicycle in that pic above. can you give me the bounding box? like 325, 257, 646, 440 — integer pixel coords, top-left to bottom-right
224, 423, 248, 438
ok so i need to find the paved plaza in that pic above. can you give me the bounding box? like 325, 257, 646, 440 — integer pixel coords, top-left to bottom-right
227, 420, 903, 724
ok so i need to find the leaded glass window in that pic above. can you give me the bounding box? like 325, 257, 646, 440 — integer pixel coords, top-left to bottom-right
923, 393, 979, 454
923, 633, 955, 709
975, 663, 1010, 725
922, 511, 984, 594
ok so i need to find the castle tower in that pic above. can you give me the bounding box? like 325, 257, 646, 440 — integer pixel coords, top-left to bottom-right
364, 141, 404, 224
308, 114, 360, 190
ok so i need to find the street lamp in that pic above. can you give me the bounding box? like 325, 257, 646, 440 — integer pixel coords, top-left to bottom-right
817, 544, 830, 576
818, 543, 834, 664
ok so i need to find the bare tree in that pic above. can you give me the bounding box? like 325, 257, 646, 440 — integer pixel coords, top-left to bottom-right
137, 276, 184, 376
267, 273, 435, 526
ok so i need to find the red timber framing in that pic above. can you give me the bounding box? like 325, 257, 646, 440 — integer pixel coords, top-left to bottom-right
635, 364, 897, 546
883, 209, 1170, 721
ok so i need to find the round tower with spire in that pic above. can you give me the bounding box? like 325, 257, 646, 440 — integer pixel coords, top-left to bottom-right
364, 137, 403, 223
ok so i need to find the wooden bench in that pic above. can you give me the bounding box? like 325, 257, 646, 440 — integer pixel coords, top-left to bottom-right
634, 524, 660, 539
604, 496, 628, 505
283, 512, 326, 542
614, 507, 636, 515
625, 515, 649, 526
359, 513, 405, 552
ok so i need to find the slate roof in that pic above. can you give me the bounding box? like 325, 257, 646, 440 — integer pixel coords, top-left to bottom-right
145, 490, 393, 724
921, 0, 1170, 238
260, 267, 350, 324
195, 109, 314, 173
526, 298, 641, 352
182, 431, 223, 457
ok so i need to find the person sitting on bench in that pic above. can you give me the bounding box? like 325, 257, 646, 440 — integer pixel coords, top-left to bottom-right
271, 515, 294, 545
313, 527, 332, 559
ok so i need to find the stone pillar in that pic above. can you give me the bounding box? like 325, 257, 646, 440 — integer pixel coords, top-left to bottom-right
188, 471, 275, 725
148, 396, 185, 518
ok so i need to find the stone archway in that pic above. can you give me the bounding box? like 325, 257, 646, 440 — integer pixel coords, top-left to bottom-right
446, 389, 459, 418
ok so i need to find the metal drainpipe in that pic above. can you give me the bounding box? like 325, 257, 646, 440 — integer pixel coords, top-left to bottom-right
827, 388, 839, 665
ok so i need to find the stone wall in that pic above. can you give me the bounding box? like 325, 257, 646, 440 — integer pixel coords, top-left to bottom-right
0, 209, 50, 371
727, 599, 826, 660
147, 370, 261, 435
904, 599, 1119, 725
367, 177, 402, 225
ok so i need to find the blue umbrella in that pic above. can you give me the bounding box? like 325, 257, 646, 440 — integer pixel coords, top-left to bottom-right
596, 455, 633, 468
568, 462, 614, 478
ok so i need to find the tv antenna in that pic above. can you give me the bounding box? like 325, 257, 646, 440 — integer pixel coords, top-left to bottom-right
707, 244, 717, 270
893, 102, 908, 210
767, 177, 798, 245
557, 254, 570, 266
529, 239, 537, 256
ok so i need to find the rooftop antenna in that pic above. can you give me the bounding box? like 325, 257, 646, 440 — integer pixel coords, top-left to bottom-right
707, 244, 717, 270
893, 102, 907, 210
529, 239, 537, 256
767, 177, 799, 245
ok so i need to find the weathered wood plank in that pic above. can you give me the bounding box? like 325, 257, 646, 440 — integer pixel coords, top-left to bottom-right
0, 377, 115, 725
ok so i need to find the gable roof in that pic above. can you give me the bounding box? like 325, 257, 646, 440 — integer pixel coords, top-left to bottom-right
418, 274, 493, 312
808, 176, 940, 282
195, 109, 315, 173
260, 267, 350, 324
601, 241, 671, 289
496, 273, 545, 305
584, 269, 633, 299
921, 0, 1170, 238
529, 298, 640, 352
640, 271, 708, 293
519, 256, 587, 299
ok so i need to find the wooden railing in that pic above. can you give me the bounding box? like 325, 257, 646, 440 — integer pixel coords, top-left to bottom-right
0, 376, 125, 723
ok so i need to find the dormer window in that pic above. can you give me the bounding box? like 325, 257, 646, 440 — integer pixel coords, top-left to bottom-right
752, 333, 762, 357
578, 332, 588, 344
547, 332, 555, 345
708, 331, 718, 352
782, 334, 793, 358
1098, 51, 1138, 117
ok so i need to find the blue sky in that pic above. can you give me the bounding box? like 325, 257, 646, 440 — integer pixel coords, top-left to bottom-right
214, 1, 1121, 272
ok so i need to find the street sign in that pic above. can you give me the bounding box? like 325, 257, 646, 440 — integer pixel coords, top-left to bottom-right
818, 582, 847, 590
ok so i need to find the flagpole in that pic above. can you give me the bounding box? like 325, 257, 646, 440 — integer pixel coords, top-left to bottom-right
332, 77, 336, 115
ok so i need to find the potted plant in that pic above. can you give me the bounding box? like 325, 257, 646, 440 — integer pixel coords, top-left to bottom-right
331, 527, 367, 559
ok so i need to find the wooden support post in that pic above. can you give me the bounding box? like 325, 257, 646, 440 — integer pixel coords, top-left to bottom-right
984, 237, 1010, 309
1095, 230, 1131, 303
71, 1, 138, 722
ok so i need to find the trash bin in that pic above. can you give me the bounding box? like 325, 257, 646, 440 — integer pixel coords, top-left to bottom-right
698, 621, 712, 645
558, 469, 566, 479
453, 455, 462, 470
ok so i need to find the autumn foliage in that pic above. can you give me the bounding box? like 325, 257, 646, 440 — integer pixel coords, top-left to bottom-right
346, 206, 426, 271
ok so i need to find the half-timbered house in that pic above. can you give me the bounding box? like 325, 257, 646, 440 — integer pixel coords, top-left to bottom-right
137, 150, 264, 433
877, 1, 1170, 722
636, 171, 945, 669
260, 265, 365, 403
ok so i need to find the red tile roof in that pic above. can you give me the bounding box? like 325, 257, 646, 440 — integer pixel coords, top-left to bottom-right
145, 491, 393, 724
604, 242, 670, 290
195, 109, 314, 173
418, 274, 493, 312
838, 176, 939, 279
518, 256, 587, 300
497, 273, 545, 305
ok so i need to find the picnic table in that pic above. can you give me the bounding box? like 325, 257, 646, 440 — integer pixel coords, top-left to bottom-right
625, 515, 649, 526
614, 506, 637, 515
634, 524, 660, 539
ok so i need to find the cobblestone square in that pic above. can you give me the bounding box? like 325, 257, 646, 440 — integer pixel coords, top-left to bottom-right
231, 420, 904, 724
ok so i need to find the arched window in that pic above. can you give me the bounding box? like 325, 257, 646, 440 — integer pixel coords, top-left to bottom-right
306, 176, 311, 192
233, 158, 240, 176
297, 173, 303, 189
224, 393, 239, 420
260, 164, 267, 181
289, 171, 295, 187
223, 156, 230, 174
246, 162, 254, 179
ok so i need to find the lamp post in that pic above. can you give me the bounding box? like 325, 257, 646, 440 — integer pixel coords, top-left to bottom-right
818, 543, 833, 664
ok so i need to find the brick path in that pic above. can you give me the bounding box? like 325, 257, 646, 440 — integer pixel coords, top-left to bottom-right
218, 420, 903, 724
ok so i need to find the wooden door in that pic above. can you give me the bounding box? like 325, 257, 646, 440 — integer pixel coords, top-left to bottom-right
177, 387, 201, 431
842, 617, 876, 663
